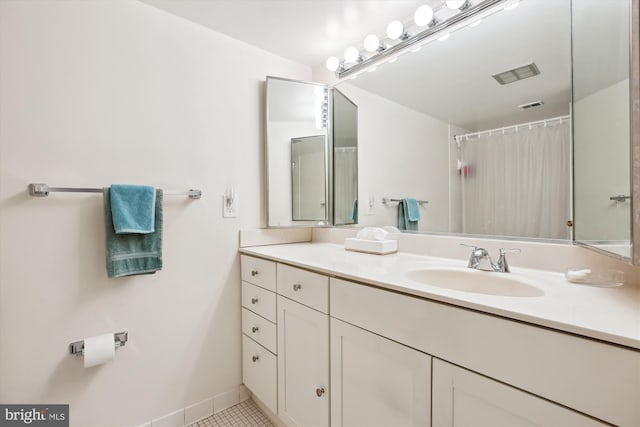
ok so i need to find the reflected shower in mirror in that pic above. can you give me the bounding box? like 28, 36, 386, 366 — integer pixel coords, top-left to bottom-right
333, 0, 572, 240
291, 135, 327, 221
572, 0, 631, 259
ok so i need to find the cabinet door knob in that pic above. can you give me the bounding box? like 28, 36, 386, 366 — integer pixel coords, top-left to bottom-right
293, 283, 302, 291
251, 297, 259, 304
316, 387, 325, 397
251, 269, 259, 276
252, 355, 259, 362
251, 326, 259, 333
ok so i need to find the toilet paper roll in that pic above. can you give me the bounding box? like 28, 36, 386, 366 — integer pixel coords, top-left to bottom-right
83, 333, 115, 368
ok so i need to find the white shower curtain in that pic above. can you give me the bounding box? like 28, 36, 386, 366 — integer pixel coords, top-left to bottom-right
334, 147, 358, 224
458, 122, 570, 239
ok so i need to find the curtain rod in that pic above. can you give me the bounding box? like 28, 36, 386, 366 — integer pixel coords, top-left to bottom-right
453, 114, 571, 143
28, 184, 202, 199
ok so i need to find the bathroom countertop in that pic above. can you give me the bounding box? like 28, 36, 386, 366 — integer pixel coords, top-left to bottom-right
240, 242, 640, 350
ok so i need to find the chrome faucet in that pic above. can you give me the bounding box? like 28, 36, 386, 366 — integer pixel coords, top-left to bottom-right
461, 244, 521, 273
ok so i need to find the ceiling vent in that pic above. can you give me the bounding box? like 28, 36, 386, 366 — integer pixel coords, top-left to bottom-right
518, 100, 544, 110
492, 62, 540, 85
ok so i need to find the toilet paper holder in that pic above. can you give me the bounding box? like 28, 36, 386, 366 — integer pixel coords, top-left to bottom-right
69, 331, 128, 355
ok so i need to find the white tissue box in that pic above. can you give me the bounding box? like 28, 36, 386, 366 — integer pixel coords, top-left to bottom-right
344, 238, 398, 255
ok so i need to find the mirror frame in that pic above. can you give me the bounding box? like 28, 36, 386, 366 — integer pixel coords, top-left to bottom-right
265, 76, 331, 228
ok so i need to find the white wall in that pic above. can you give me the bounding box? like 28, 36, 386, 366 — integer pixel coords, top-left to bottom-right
335, 83, 451, 232
574, 79, 630, 241
0, 1, 310, 426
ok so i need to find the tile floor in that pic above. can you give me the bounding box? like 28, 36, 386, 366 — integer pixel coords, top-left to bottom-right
190, 399, 274, 427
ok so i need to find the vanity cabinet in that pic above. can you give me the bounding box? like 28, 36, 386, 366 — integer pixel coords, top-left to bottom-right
432, 359, 605, 427
330, 318, 431, 427
241, 252, 640, 427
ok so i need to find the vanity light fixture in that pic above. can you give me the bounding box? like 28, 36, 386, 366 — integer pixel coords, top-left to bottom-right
326, 0, 517, 77
446, 0, 471, 10
364, 34, 386, 53
326, 56, 340, 72
414, 5, 436, 27
386, 20, 409, 40
344, 46, 362, 63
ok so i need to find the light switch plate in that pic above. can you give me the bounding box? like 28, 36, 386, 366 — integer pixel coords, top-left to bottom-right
223, 189, 237, 218
367, 194, 376, 216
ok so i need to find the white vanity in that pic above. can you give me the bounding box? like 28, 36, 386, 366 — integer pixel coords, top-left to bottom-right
239, 242, 640, 427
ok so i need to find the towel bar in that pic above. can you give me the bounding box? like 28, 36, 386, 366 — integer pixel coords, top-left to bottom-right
69, 331, 128, 355
29, 184, 202, 199
382, 197, 428, 205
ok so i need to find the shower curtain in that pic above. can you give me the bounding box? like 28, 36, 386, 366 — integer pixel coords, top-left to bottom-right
457, 122, 570, 239
334, 147, 358, 224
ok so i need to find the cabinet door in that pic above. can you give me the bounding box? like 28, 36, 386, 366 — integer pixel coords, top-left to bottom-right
331, 318, 431, 427
277, 296, 329, 427
432, 359, 606, 427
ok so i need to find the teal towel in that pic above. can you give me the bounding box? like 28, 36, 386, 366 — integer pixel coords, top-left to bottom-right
398, 199, 419, 231
405, 198, 420, 221
110, 184, 156, 234
104, 188, 163, 278
350, 199, 358, 222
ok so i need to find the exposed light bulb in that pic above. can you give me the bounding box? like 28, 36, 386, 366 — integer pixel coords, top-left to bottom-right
363, 34, 380, 53
325, 56, 339, 72
445, 0, 467, 9
504, 0, 520, 10
468, 19, 482, 28
386, 20, 404, 40
437, 33, 451, 42
414, 5, 434, 27
344, 46, 360, 63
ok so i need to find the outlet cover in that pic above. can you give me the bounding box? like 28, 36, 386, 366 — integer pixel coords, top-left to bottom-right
223, 189, 238, 218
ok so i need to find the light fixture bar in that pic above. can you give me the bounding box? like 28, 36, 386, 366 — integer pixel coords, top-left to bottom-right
336, 0, 507, 79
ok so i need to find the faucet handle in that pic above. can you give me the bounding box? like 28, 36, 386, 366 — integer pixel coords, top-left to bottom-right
460, 243, 479, 250
496, 248, 520, 272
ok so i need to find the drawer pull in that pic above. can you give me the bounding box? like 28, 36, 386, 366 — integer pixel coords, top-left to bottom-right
251, 326, 259, 333
251, 297, 259, 304
251, 269, 259, 276
293, 283, 302, 291
316, 387, 325, 397
252, 355, 259, 362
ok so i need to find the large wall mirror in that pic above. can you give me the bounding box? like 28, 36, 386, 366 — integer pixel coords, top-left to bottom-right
266, 76, 358, 227
333, 0, 572, 241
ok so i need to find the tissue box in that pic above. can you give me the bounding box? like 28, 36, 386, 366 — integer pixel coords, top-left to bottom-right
344, 238, 398, 255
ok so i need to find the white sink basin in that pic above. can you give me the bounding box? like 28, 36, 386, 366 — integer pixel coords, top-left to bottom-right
405, 267, 544, 297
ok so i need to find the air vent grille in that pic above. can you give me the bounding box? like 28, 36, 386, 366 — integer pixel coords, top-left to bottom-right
518, 100, 544, 110
492, 62, 540, 85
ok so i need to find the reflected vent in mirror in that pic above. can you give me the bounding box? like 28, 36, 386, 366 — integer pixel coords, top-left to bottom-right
492, 62, 541, 85
518, 100, 544, 110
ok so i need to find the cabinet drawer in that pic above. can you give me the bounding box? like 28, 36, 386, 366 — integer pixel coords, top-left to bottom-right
277, 263, 329, 313
242, 335, 277, 414
241, 281, 276, 323
242, 308, 277, 354
241, 255, 276, 291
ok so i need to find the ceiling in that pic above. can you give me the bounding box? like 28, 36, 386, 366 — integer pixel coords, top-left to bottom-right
142, 0, 434, 68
